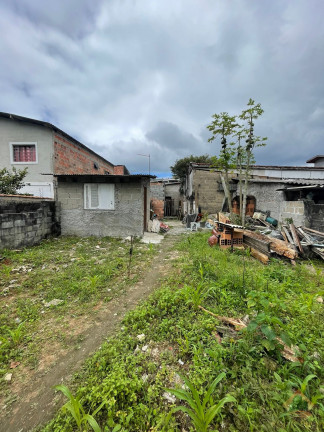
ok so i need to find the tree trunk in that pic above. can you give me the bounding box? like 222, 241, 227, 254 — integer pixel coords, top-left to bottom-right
220, 172, 233, 216
239, 157, 243, 220
242, 151, 251, 227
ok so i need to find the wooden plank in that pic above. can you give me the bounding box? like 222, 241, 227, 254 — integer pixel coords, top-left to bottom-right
290, 223, 304, 254
250, 247, 269, 265
243, 235, 271, 256
302, 227, 324, 238
281, 230, 289, 244
298, 227, 314, 243
282, 225, 295, 246
244, 229, 297, 260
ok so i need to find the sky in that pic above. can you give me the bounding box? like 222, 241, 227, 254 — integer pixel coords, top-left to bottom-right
1, 0, 324, 177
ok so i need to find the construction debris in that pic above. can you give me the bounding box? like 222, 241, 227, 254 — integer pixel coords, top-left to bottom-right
206, 211, 324, 262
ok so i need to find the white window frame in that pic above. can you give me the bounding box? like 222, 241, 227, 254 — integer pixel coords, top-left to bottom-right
84, 183, 115, 210
10, 142, 38, 164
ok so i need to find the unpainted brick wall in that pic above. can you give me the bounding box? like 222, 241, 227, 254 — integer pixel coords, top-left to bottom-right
0, 196, 60, 250
54, 134, 115, 175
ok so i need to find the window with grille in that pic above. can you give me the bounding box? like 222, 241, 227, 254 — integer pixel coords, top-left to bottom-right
10, 143, 37, 163
84, 183, 115, 210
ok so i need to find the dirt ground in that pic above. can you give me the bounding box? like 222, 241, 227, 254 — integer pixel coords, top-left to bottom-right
1, 224, 187, 432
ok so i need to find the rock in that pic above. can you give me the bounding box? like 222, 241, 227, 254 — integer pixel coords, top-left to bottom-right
141, 373, 149, 383
44, 299, 64, 307
3, 288, 9, 294
4, 373, 12, 382
15, 317, 21, 324
163, 392, 176, 404
178, 359, 184, 366
137, 334, 145, 342
142, 345, 149, 352
316, 296, 323, 303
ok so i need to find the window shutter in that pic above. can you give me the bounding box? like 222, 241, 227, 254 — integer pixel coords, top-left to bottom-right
90, 184, 99, 208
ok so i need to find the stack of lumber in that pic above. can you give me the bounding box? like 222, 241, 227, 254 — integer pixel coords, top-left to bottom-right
295, 226, 324, 260
243, 229, 298, 264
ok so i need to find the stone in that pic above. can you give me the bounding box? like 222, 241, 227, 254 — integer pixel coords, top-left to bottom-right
137, 334, 145, 342
4, 373, 12, 382
44, 299, 64, 307
162, 392, 176, 404
142, 345, 149, 352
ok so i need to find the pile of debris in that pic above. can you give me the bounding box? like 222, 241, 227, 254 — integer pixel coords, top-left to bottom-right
148, 218, 170, 234
207, 212, 324, 264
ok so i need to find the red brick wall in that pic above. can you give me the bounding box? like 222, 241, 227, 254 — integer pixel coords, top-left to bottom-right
53, 134, 114, 175
114, 165, 125, 175
151, 198, 164, 219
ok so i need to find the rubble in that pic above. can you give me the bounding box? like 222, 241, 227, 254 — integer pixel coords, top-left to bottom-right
206, 211, 324, 263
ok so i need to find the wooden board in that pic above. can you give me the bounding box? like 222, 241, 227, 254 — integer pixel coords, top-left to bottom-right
250, 247, 269, 264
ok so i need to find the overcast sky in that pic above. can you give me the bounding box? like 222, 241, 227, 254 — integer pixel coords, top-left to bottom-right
1, 0, 323, 176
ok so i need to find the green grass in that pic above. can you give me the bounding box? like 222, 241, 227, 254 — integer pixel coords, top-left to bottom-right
0, 236, 157, 390
17, 233, 324, 430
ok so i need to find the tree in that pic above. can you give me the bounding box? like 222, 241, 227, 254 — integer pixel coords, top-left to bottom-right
207, 112, 238, 215
0, 167, 28, 195
239, 99, 267, 226
170, 155, 213, 192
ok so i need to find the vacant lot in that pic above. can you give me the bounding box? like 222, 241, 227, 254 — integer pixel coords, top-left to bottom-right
0, 236, 158, 409
39, 233, 324, 432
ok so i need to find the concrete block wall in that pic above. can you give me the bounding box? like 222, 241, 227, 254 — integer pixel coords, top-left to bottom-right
0, 196, 60, 250
193, 170, 224, 213
54, 134, 115, 175
58, 179, 146, 237
280, 201, 306, 226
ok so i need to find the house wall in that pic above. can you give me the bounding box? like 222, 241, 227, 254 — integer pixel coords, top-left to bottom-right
150, 181, 164, 219
0, 118, 54, 196
280, 201, 306, 226
57, 179, 148, 237
54, 134, 115, 175
192, 170, 224, 214
250, 167, 324, 180
0, 196, 60, 250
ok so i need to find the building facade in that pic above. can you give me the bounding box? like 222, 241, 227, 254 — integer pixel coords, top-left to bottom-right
0, 112, 128, 198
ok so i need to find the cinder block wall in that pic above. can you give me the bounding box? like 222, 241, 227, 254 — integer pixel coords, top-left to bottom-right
58, 180, 146, 237
193, 170, 224, 213
280, 201, 306, 226
0, 196, 60, 250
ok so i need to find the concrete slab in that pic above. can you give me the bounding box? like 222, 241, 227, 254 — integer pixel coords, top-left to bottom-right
140, 232, 164, 244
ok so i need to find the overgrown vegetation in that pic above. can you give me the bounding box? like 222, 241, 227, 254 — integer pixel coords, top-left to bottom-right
0, 236, 157, 396
41, 233, 324, 431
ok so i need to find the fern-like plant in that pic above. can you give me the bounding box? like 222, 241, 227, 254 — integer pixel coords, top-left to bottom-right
166, 372, 236, 431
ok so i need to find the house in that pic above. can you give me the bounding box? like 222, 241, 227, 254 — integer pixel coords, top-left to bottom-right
150, 178, 183, 219
184, 158, 324, 229
56, 174, 153, 237
0, 112, 129, 198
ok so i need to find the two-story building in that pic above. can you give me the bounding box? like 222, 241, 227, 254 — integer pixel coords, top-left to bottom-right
0, 112, 128, 198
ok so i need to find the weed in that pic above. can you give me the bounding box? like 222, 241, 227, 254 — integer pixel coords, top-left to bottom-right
166, 372, 236, 432
55, 384, 107, 432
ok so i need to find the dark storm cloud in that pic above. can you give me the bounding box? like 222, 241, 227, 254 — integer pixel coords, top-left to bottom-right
0, 0, 323, 176
146, 122, 201, 151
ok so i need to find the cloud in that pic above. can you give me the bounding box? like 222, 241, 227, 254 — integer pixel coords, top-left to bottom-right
0, 0, 324, 176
